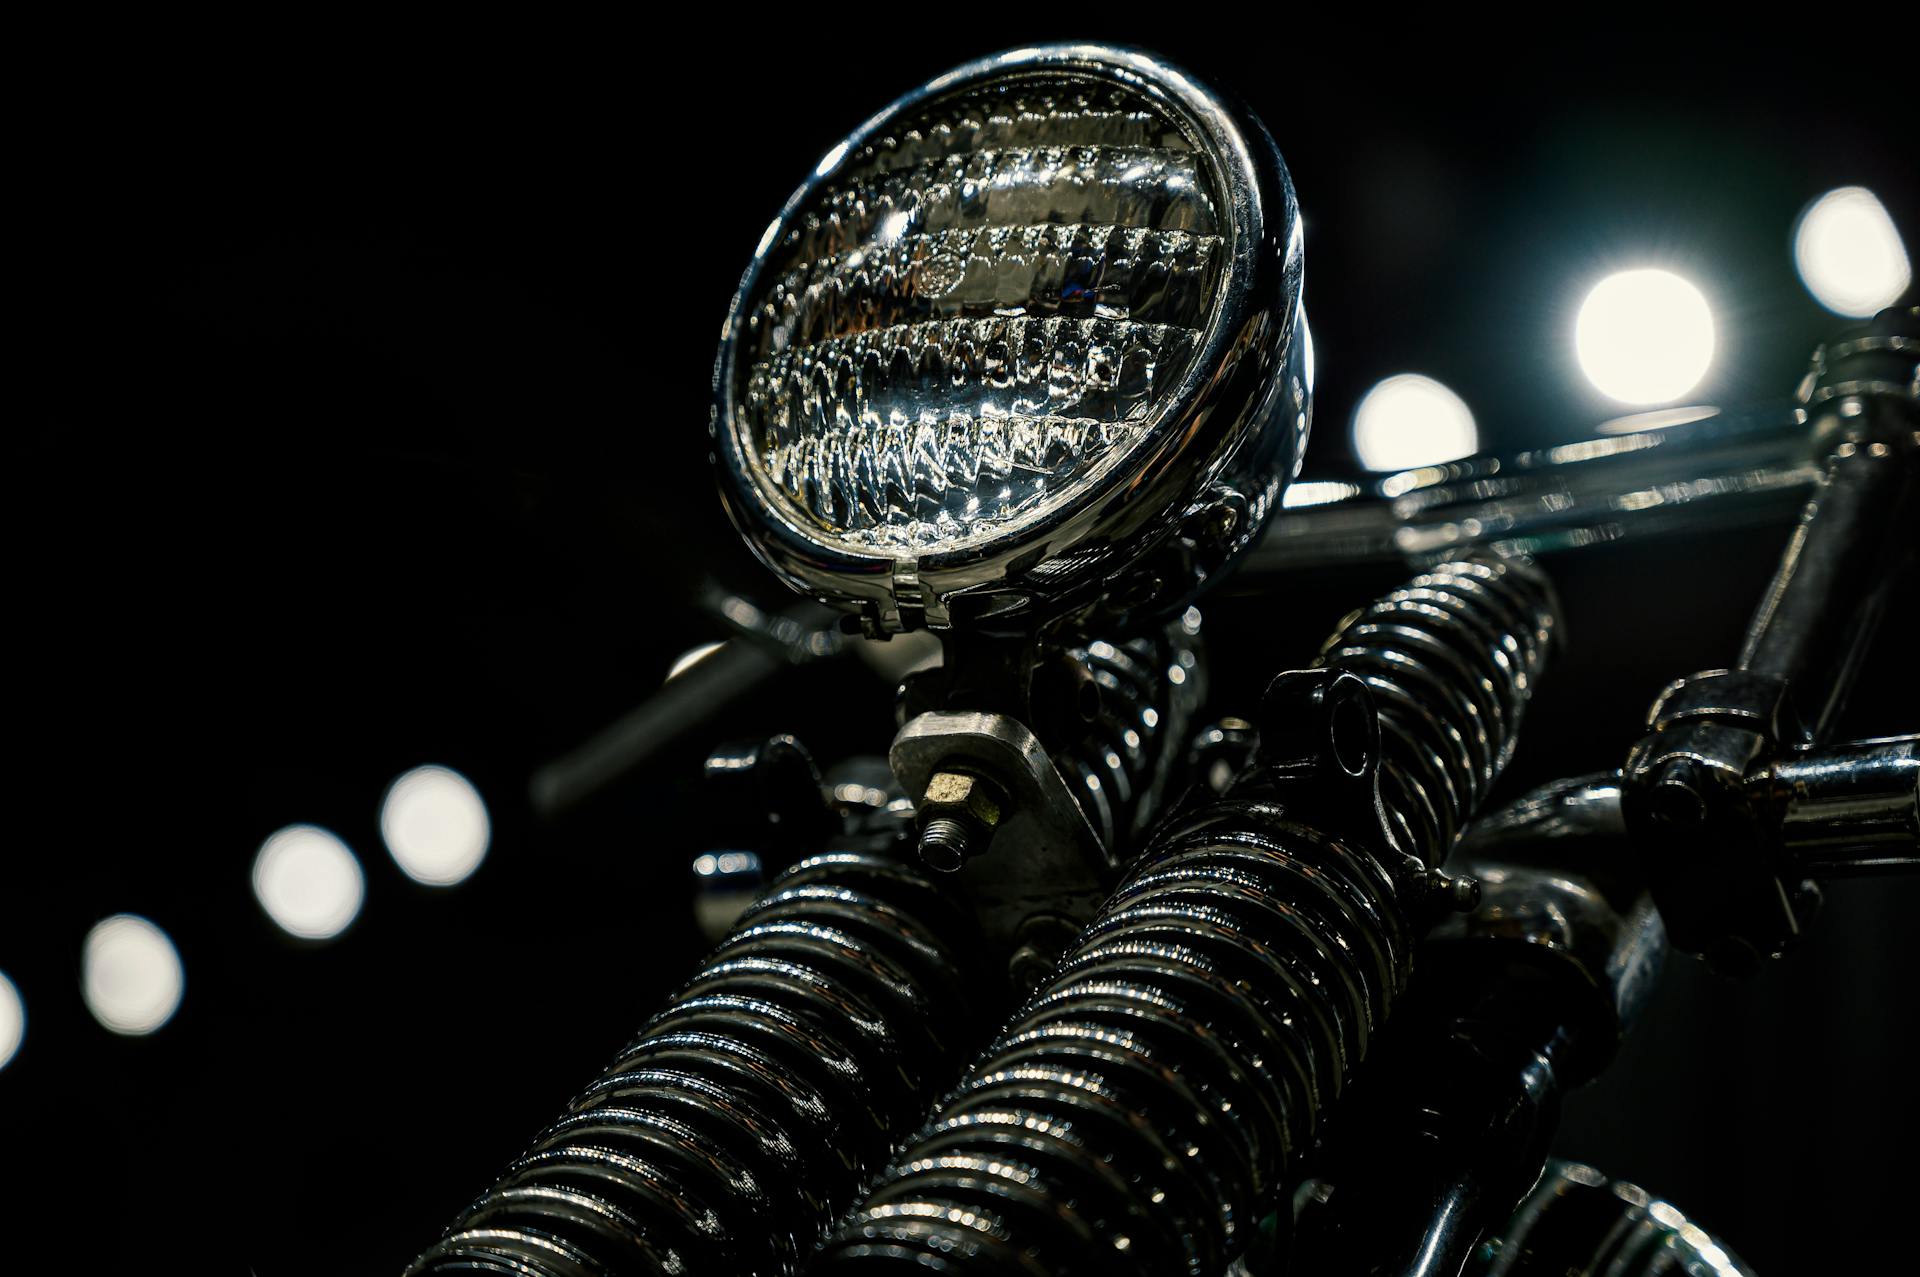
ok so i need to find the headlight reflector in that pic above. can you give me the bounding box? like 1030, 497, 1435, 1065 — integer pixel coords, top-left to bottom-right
714, 46, 1307, 631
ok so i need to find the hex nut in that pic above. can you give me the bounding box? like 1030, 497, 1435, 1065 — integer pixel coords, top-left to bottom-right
922, 770, 1006, 829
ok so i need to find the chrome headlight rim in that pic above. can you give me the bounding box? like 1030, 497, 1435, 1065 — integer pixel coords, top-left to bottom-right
712, 42, 1305, 632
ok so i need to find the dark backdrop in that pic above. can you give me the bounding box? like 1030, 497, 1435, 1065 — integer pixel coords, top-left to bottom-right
12, 32, 1917, 1274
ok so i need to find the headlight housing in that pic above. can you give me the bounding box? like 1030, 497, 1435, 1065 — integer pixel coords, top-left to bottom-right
713, 43, 1309, 633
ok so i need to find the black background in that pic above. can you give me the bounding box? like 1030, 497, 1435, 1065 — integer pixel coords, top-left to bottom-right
12, 33, 1918, 1274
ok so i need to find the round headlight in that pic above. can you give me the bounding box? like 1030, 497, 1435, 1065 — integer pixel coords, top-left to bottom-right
713, 44, 1308, 633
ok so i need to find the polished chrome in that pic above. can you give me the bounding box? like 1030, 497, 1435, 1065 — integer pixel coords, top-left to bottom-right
1286, 774, 1669, 1277
1466, 1160, 1754, 1276
1624, 305, 1918, 965
690, 847, 764, 942
404, 853, 991, 1277
1312, 556, 1558, 864
1750, 735, 1919, 876
818, 555, 1560, 1275
1246, 399, 1821, 574
1061, 605, 1206, 850
1438, 773, 1666, 1081
400, 52, 1920, 1277
820, 788, 1416, 1275
712, 43, 1309, 633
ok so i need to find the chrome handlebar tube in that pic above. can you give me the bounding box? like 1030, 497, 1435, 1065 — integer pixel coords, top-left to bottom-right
1623, 305, 1919, 969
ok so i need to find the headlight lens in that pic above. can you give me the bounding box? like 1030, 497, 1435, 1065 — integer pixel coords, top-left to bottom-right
714, 45, 1307, 632
741, 74, 1225, 553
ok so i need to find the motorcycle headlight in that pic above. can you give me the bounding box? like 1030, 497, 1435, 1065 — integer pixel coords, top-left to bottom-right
713, 44, 1309, 633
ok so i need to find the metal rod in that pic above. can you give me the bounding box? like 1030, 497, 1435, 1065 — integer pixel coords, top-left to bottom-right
1752, 735, 1920, 876
1737, 432, 1919, 742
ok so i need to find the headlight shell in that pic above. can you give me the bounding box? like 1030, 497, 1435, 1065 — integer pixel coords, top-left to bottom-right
713, 43, 1309, 634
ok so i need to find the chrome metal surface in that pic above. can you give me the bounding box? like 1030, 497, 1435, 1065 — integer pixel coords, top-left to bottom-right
817, 802, 1413, 1275
1465, 1160, 1754, 1276
816, 555, 1560, 1274
1060, 605, 1207, 851
1624, 305, 1919, 964
1313, 556, 1558, 864
1247, 399, 1820, 574
1436, 773, 1667, 1074
404, 853, 990, 1277
712, 43, 1308, 633
1750, 735, 1919, 876
1286, 773, 1670, 1277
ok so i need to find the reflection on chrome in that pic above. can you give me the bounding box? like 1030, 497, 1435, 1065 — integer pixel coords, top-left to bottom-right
1596, 404, 1721, 436
736, 73, 1224, 554
81, 914, 184, 1036
1794, 186, 1911, 318
381, 765, 491, 886
1467, 1160, 1753, 1276
1575, 269, 1715, 405
252, 824, 366, 941
1281, 478, 1364, 508
711, 44, 1310, 635
0, 971, 22, 1070
1352, 373, 1478, 472
1247, 400, 1817, 575
665, 640, 727, 681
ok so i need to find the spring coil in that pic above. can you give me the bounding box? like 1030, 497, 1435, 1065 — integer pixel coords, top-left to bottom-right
813, 554, 1557, 1275
404, 851, 986, 1277
1314, 557, 1556, 863
1062, 611, 1207, 855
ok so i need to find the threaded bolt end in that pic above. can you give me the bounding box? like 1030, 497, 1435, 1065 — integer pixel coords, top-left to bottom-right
918, 816, 973, 873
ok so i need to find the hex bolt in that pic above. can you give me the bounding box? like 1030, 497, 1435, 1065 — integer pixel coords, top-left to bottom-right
915, 768, 1008, 874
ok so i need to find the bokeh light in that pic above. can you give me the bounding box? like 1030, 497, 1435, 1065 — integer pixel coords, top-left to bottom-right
1575, 269, 1715, 405
82, 914, 185, 1036
0, 972, 22, 1070
381, 765, 491, 886
1351, 374, 1479, 471
253, 824, 365, 940
1794, 186, 1910, 318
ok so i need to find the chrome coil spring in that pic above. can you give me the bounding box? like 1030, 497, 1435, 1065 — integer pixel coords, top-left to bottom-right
815, 809, 1408, 1276
813, 555, 1558, 1275
1062, 609, 1207, 854
1313, 556, 1557, 862
404, 851, 986, 1277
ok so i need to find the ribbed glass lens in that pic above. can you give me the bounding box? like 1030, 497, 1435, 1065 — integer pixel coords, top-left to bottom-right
736, 73, 1226, 553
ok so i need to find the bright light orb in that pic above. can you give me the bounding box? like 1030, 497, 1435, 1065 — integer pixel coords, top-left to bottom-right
82, 914, 185, 1036
0, 972, 22, 1070
1794, 186, 1911, 318
253, 824, 366, 940
1575, 270, 1715, 405
381, 765, 491, 886
1351, 374, 1479, 472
